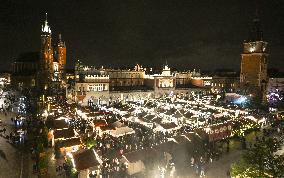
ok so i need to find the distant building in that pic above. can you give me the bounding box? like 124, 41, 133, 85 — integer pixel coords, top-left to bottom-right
74, 60, 110, 106
175, 69, 201, 86
71, 60, 213, 105
107, 64, 145, 91
240, 13, 268, 103
150, 65, 176, 97
11, 52, 39, 89
211, 71, 239, 93
268, 78, 284, 92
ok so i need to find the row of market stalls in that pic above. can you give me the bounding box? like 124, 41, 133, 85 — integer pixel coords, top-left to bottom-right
44, 94, 270, 178
68, 132, 204, 178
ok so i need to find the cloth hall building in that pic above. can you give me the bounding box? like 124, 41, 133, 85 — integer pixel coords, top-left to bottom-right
69, 60, 213, 106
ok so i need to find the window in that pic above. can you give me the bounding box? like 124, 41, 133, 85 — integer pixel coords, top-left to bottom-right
31, 79, 35, 87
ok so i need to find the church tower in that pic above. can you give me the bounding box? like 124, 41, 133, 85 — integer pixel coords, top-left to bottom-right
56, 34, 66, 79
40, 13, 53, 88
240, 12, 268, 103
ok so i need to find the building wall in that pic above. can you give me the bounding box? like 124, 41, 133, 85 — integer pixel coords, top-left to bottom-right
240, 54, 267, 87
11, 75, 36, 89
175, 71, 198, 86
11, 53, 39, 89
268, 78, 284, 92
72, 62, 218, 103
191, 79, 204, 87
106, 70, 145, 88
74, 75, 110, 106
211, 76, 239, 93
240, 40, 268, 101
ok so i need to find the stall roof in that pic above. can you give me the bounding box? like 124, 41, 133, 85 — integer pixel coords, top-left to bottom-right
100, 125, 115, 131
73, 149, 102, 171
54, 119, 69, 129
87, 112, 106, 117
145, 114, 156, 121
160, 122, 177, 130
154, 141, 178, 153
54, 129, 75, 139
123, 148, 158, 163
174, 135, 192, 144
109, 126, 135, 137
172, 111, 183, 118
93, 120, 107, 127
110, 121, 124, 128
59, 137, 81, 148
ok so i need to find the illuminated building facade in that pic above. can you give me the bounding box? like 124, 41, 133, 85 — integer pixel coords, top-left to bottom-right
240, 14, 268, 102
40, 13, 66, 89
107, 64, 145, 91
71, 60, 214, 105
267, 77, 284, 107
268, 78, 284, 93
211, 76, 239, 93
74, 61, 110, 105
175, 69, 201, 87
152, 65, 176, 97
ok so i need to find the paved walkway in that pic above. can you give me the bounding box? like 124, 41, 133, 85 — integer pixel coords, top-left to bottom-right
44, 148, 67, 178
174, 149, 242, 178
0, 112, 25, 178
205, 150, 242, 178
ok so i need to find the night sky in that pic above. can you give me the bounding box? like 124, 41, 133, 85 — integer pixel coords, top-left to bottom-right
1, 0, 284, 71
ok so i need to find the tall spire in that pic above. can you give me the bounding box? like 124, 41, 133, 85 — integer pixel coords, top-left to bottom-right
42, 12, 51, 33
58, 34, 62, 42
253, 3, 260, 23
57, 33, 65, 47
249, 1, 263, 41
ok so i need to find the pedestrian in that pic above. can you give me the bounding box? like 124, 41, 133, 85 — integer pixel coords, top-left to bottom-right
9, 132, 12, 140
200, 166, 205, 177
3, 127, 6, 134
227, 170, 231, 178
195, 164, 199, 175
209, 157, 213, 163
191, 157, 194, 167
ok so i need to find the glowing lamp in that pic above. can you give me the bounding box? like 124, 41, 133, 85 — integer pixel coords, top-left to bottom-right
249, 46, 255, 53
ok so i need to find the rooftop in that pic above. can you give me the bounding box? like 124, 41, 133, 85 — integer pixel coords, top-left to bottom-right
73, 149, 102, 171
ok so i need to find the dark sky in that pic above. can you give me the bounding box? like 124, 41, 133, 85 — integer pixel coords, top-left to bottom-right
1, 0, 284, 71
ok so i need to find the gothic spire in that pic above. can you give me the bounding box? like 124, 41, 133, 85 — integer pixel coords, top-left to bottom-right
249, 3, 263, 41
58, 34, 62, 42
42, 12, 51, 33
57, 34, 65, 47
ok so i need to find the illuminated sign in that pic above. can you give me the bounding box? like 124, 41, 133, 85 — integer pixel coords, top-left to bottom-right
205, 122, 232, 142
